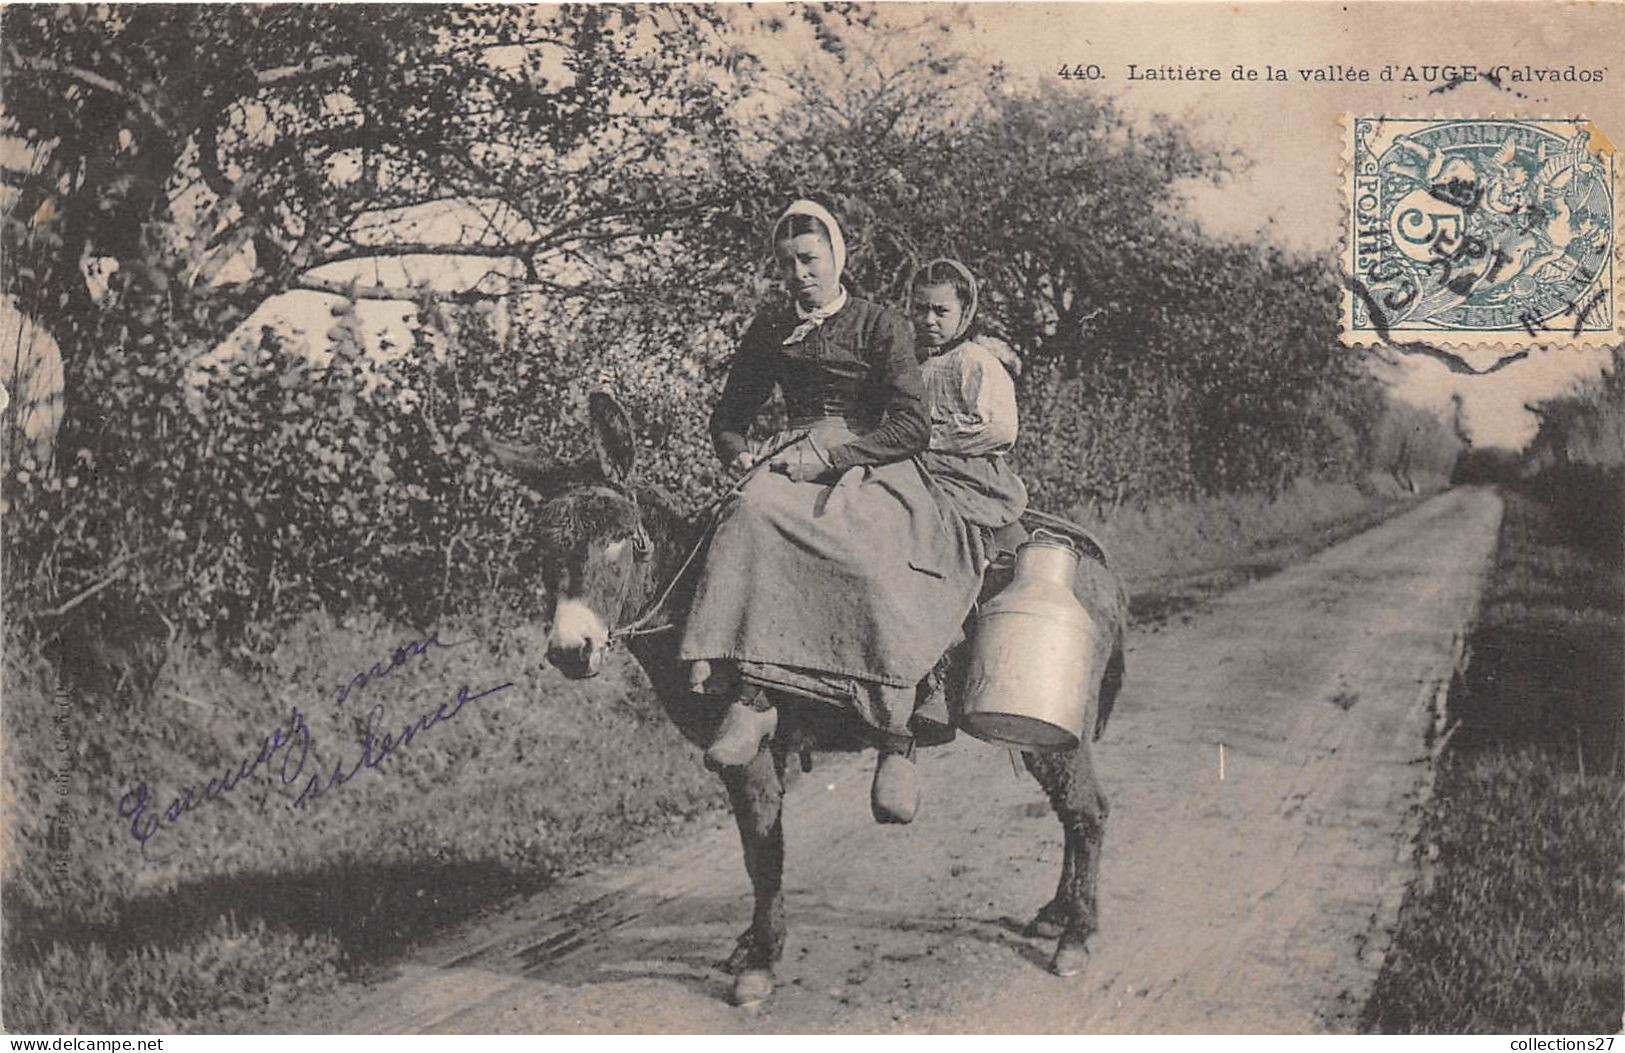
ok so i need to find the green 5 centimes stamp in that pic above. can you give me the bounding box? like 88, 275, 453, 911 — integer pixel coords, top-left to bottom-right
1344, 117, 1619, 351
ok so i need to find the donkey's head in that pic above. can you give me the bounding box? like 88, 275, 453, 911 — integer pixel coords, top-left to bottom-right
491, 393, 651, 678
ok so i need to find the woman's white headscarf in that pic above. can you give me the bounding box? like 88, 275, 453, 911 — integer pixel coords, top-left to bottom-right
774, 200, 849, 343
773, 199, 847, 276
909, 257, 978, 346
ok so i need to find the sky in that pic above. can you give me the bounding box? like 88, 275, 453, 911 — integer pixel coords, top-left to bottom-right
945, 1, 1624, 447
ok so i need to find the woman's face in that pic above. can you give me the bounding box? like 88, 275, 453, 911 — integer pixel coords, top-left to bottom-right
774, 232, 840, 311
912, 282, 965, 348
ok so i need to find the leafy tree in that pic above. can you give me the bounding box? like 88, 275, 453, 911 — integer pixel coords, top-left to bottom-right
2, 4, 1462, 677
1525, 346, 1625, 471
1, 4, 756, 660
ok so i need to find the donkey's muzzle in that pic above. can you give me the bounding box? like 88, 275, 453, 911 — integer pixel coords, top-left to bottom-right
547, 637, 603, 679
548, 599, 610, 678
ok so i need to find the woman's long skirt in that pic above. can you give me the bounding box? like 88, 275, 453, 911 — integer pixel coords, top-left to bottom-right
678, 420, 985, 736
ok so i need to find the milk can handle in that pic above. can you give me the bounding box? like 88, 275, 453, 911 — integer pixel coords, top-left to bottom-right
1028, 527, 1079, 551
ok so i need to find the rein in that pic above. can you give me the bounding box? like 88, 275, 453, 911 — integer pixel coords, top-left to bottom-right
605, 431, 809, 646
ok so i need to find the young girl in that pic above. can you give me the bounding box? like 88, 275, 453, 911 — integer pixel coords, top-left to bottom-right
908, 258, 1029, 742
909, 258, 1028, 533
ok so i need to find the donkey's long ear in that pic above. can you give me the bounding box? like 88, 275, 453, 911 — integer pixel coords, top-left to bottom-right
588, 391, 637, 483
484, 435, 585, 498
484, 436, 547, 472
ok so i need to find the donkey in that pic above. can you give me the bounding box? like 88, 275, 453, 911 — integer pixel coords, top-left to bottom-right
494, 392, 1127, 1007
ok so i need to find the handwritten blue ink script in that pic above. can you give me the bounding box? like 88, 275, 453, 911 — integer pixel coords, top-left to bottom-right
118, 681, 512, 855
337, 633, 472, 706
293, 682, 512, 809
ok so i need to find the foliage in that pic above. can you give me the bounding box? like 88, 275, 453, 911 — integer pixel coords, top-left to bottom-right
0, 4, 756, 651
8, 301, 535, 659
1, 5, 745, 320
1524, 346, 1625, 472
1451, 445, 1524, 486
0, 5, 1461, 656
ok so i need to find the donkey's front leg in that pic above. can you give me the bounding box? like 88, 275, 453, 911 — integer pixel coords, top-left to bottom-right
1024, 746, 1109, 977
719, 742, 788, 1006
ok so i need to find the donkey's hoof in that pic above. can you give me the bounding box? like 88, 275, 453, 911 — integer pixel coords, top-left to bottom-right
1049, 936, 1090, 978
722, 937, 753, 974
1024, 901, 1067, 940
731, 968, 774, 1007
1024, 915, 1065, 940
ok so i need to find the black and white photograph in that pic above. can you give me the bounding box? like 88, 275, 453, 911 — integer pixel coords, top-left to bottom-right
1, 1, 1621, 1037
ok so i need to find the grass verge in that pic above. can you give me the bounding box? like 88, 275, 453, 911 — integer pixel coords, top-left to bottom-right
1, 611, 720, 1032
2, 473, 1442, 1032
1362, 468, 1624, 1033
1075, 474, 1442, 623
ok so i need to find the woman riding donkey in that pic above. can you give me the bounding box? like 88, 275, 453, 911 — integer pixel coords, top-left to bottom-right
680, 202, 993, 824
499, 209, 1125, 999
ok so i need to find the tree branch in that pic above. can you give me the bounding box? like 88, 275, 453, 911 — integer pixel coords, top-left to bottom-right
312, 240, 538, 267
183, 169, 262, 283
291, 274, 503, 303
253, 54, 355, 88
6, 48, 169, 132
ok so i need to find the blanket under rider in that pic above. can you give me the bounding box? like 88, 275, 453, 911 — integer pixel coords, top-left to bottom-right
677, 421, 986, 705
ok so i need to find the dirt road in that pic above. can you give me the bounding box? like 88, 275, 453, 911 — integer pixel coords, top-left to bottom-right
316, 487, 1503, 1033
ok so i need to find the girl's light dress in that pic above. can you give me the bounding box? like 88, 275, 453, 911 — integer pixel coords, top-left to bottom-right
918, 334, 1028, 532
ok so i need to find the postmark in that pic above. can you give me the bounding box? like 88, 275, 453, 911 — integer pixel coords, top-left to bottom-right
1343, 116, 1619, 353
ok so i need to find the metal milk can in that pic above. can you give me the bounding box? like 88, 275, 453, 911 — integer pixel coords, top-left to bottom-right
958, 534, 1101, 752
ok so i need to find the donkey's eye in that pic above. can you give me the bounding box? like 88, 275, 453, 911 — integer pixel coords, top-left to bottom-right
603, 538, 631, 562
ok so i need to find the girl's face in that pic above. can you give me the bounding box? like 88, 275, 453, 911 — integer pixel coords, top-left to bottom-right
774, 232, 840, 311
912, 282, 965, 348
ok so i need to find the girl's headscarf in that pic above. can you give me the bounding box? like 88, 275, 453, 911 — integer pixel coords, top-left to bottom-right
908, 258, 1021, 376
909, 257, 979, 346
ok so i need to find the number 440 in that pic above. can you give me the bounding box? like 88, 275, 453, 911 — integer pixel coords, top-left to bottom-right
1058, 64, 1104, 80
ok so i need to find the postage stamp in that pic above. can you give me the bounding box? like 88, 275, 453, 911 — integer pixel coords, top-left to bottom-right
1343, 116, 1620, 349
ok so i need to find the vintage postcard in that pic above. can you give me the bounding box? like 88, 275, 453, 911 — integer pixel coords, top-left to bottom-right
2, 1, 1620, 1039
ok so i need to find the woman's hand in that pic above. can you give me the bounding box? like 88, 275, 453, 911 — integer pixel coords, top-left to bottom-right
732, 451, 759, 475
769, 438, 836, 483
771, 460, 833, 484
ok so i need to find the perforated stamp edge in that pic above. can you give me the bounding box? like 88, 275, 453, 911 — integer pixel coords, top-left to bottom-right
1339, 114, 1622, 362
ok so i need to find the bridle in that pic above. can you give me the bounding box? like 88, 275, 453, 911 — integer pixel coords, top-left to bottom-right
605, 509, 712, 644
599, 431, 810, 647
601, 483, 695, 645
